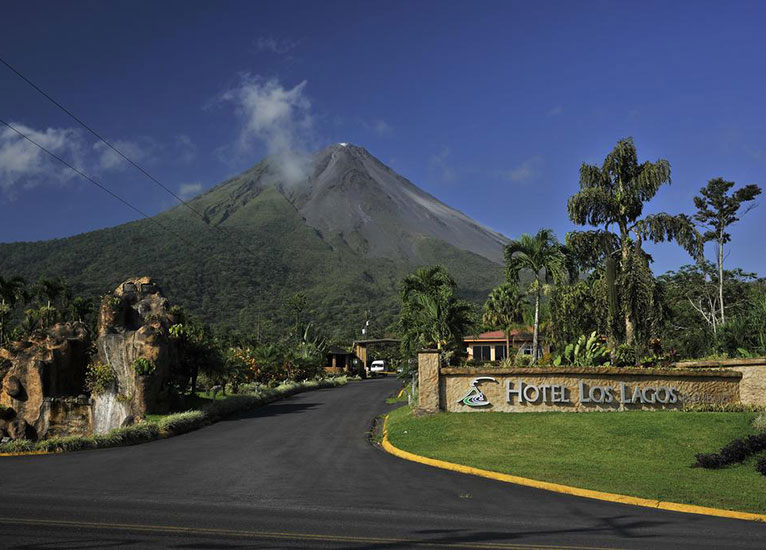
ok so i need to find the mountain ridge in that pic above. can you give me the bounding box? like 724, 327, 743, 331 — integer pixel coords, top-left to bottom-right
0, 143, 507, 339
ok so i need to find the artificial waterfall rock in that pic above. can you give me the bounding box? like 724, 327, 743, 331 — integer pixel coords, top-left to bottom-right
92, 277, 177, 434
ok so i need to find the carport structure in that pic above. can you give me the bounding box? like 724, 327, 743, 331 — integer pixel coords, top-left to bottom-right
351, 338, 400, 370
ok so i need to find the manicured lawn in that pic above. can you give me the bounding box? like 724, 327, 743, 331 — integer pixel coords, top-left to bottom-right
387, 407, 766, 514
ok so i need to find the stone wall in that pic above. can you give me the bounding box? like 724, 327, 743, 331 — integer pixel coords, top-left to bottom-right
675, 359, 766, 407
416, 351, 744, 413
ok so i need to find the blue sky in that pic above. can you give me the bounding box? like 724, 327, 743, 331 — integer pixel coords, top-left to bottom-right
1, 0, 764, 276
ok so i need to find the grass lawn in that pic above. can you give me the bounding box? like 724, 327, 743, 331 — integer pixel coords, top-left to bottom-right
386, 406, 766, 514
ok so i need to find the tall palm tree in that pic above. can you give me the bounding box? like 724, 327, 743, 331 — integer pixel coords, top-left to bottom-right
505, 229, 568, 364
567, 137, 702, 346
482, 283, 524, 359
398, 266, 474, 356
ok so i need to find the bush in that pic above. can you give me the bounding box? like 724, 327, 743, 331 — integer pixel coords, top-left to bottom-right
694, 433, 766, 468
753, 413, 766, 432
156, 410, 207, 435
513, 354, 532, 367
132, 357, 156, 376
756, 457, 766, 476
554, 332, 609, 367
85, 361, 117, 394
613, 344, 636, 367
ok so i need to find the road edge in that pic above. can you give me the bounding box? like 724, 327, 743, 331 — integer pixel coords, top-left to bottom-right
381, 414, 766, 524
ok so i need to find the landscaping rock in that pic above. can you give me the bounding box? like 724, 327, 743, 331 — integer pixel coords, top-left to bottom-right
0, 323, 90, 440
93, 277, 177, 434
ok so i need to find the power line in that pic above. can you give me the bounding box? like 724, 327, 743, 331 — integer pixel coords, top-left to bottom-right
0, 55, 261, 259
0, 118, 206, 254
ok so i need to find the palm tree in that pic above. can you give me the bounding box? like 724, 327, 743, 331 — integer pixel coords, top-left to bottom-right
482, 283, 524, 359
505, 229, 568, 364
398, 266, 474, 356
567, 137, 702, 346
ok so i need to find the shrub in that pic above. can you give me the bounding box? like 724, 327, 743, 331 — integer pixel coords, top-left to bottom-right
753, 413, 766, 432
132, 357, 156, 376
756, 457, 766, 476
513, 354, 532, 367
613, 344, 636, 367
554, 332, 609, 367
694, 433, 766, 468
85, 361, 117, 394
157, 410, 207, 435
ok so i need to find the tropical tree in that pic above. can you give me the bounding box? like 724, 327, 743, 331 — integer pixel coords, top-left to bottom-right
0, 276, 26, 345
504, 229, 569, 364
693, 177, 761, 326
482, 283, 524, 358
566, 137, 702, 347
285, 292, 309, 339
397, 266, 474, 359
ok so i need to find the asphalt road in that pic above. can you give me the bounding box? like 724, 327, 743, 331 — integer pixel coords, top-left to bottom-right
0, 378, 763, 549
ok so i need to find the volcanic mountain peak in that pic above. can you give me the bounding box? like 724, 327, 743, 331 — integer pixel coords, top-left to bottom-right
197, 143, 508, 263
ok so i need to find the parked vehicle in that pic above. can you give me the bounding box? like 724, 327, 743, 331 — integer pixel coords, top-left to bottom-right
369, 359, 386, 377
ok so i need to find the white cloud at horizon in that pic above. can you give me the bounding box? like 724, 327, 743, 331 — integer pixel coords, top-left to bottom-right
178, 182, 204, 200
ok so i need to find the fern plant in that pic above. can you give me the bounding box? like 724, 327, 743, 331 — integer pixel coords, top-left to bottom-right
554, 331, 609, 367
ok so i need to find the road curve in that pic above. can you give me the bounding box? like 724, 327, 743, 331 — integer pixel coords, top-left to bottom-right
0, 378, 763, 549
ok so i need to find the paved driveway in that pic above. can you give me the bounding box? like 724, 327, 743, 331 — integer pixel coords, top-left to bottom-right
0, 378, 763, 548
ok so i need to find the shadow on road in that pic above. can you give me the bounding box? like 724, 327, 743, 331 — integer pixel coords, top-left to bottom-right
219, 401, 321, 423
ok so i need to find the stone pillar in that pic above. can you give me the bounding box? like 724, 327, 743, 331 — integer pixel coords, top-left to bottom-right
418, 350, 441, 413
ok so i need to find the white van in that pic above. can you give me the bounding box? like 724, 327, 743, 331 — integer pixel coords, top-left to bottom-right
369, 360, 386, 377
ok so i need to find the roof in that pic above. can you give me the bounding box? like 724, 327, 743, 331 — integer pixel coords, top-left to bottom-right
327, 347, 354, 356
463, 329, 533, 342
352, 338, 400, 345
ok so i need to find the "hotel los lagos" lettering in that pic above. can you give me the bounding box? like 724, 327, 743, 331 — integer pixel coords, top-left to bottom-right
506, 379, 680, 405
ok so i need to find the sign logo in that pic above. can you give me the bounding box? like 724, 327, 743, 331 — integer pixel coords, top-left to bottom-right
458, 376, 497, 407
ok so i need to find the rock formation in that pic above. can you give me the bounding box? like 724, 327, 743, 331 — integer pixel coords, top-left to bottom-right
0, 322, 90, 441
92, 277, 177, 434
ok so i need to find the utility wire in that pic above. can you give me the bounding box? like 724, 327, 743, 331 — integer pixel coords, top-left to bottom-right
0, 118, 206, 254
0, 55, 260, 259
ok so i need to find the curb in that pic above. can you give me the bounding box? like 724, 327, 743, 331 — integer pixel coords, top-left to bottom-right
381, 414, 766, 524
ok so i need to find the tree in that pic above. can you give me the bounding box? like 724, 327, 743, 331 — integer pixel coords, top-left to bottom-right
567, 137, 702, 347
482, 283, 524, 359
397, 266, 474, 358
693, 177, 761, 326
504, 229, 569, 364
0, 276, 25, 345
285, 292, 309, 339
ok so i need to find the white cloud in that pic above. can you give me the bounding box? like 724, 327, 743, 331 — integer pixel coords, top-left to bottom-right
93, 138, 150, 171
220, 74, 314, 183
178, 182, 204, 200
500, 155, 544, 184
255, 36, 301, 55
429, 146, 458, 185
175, 134, 196, 163
0, 123, 83, 195
546, 105, 563, 117
362, 118, 392, 136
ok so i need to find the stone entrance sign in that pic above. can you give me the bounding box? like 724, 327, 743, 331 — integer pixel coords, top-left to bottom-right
417, 351, 748, 413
